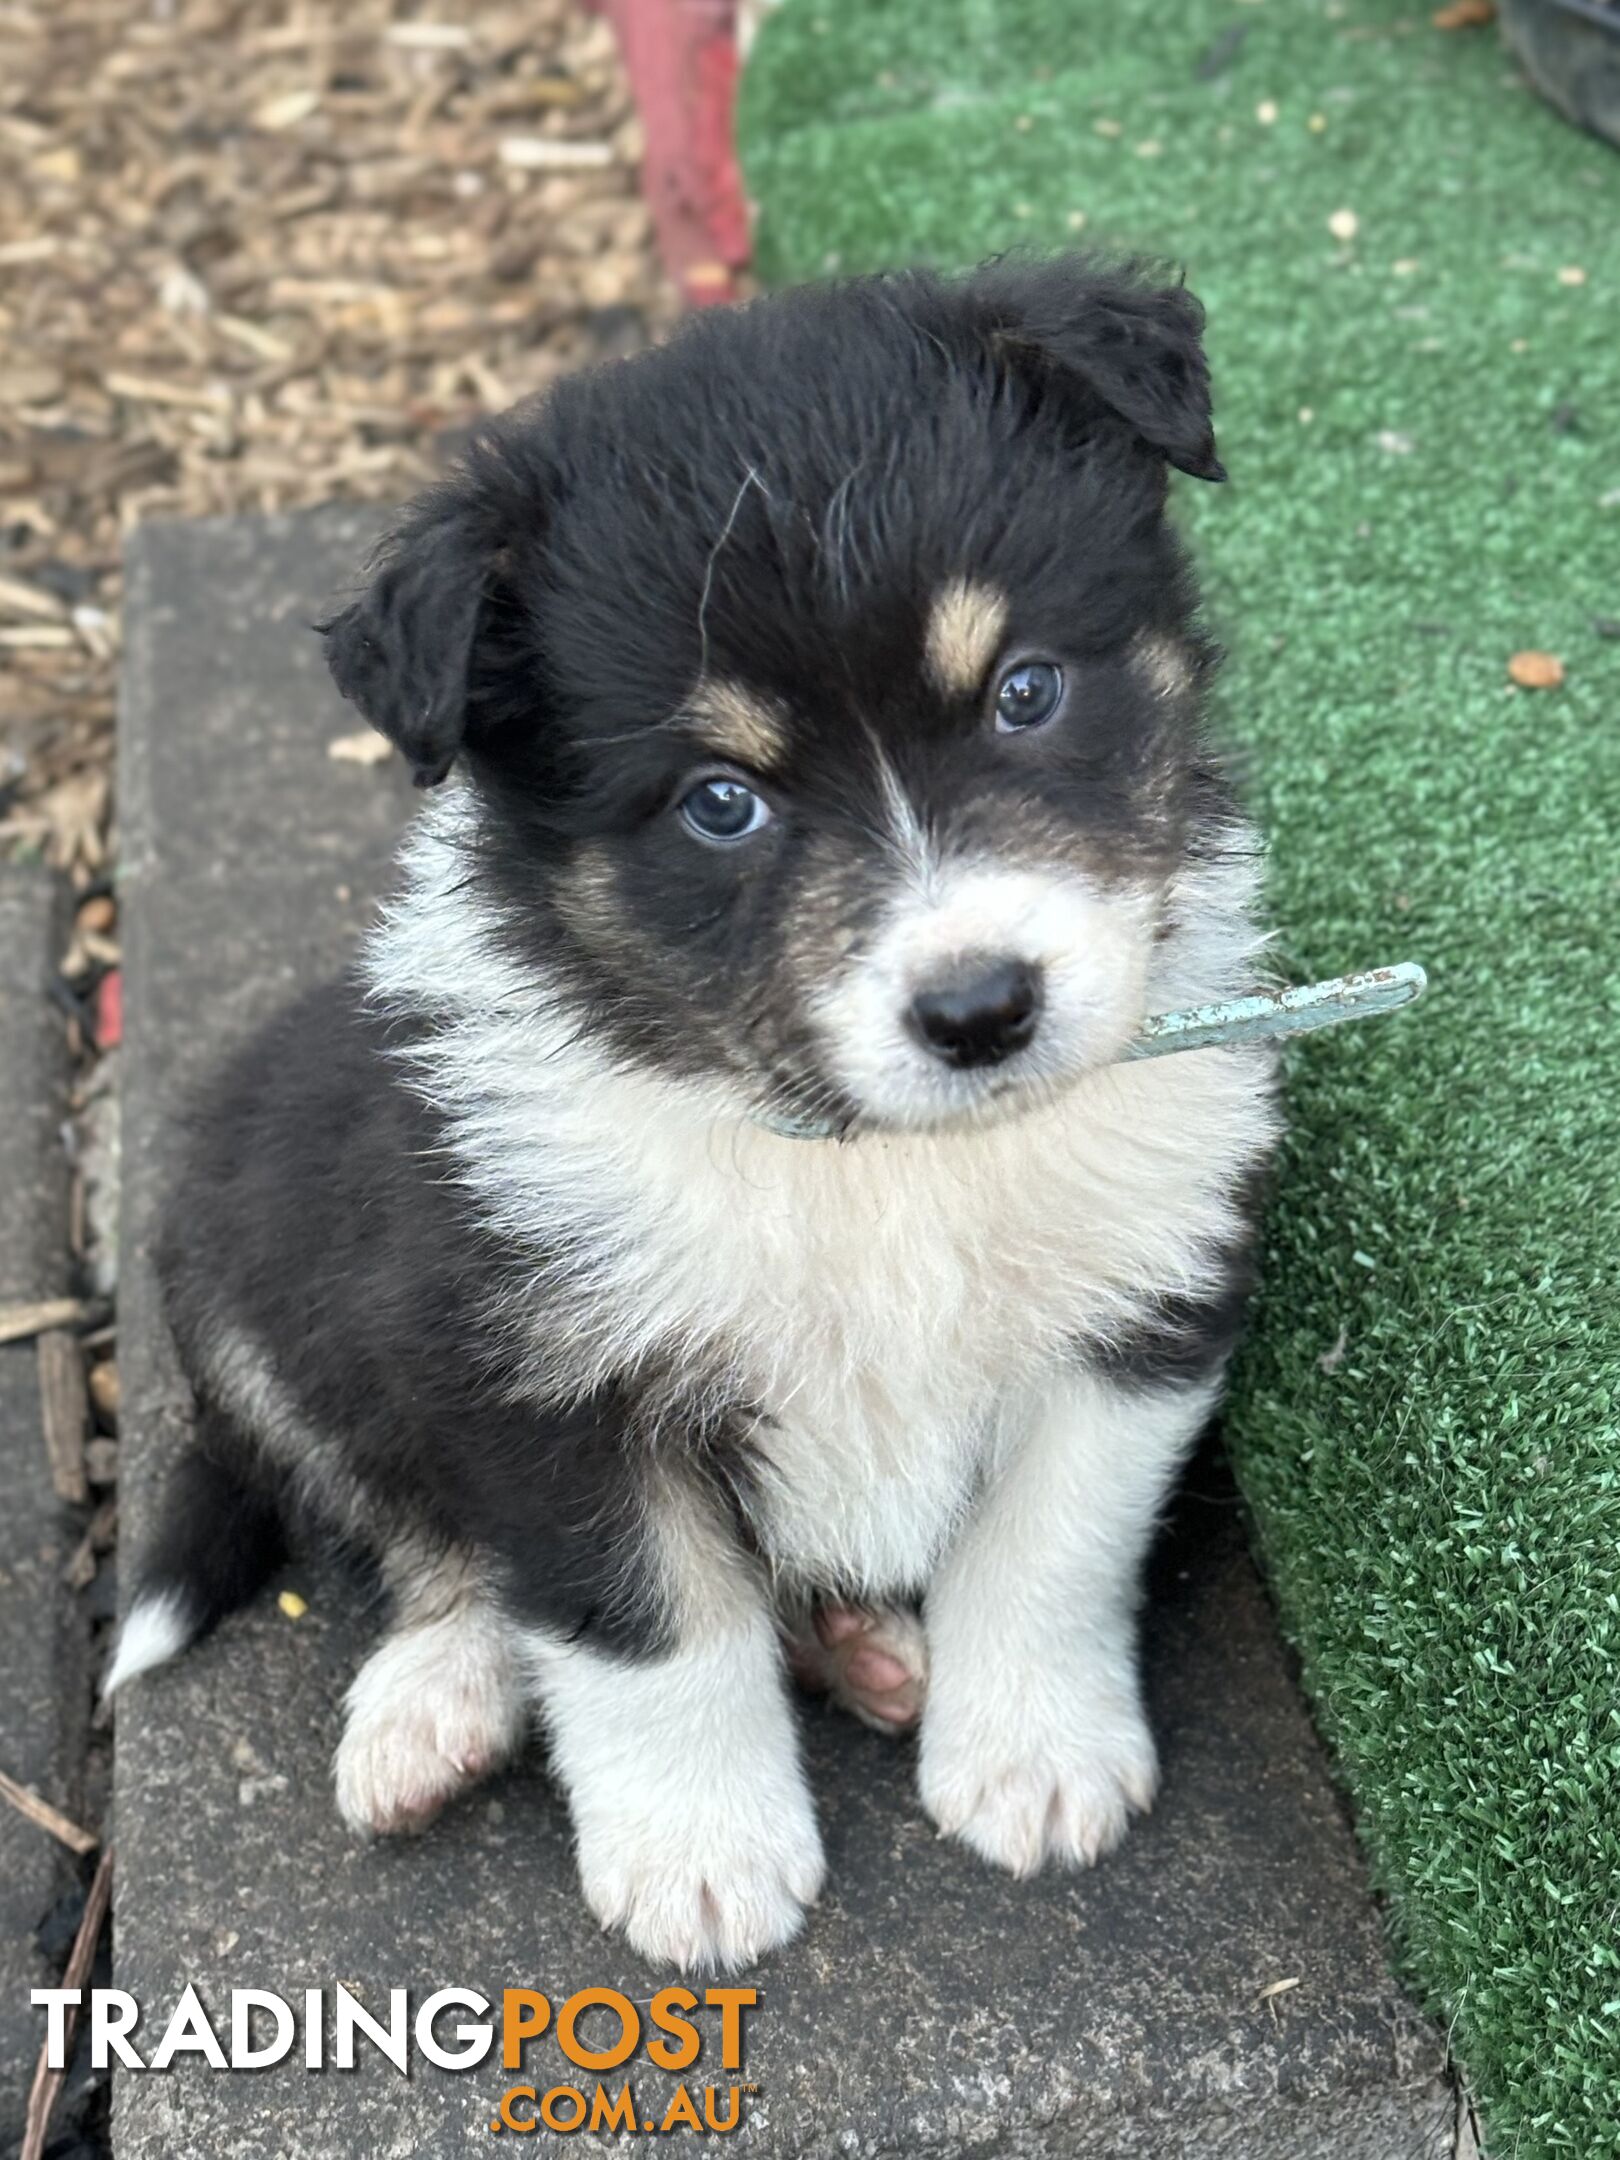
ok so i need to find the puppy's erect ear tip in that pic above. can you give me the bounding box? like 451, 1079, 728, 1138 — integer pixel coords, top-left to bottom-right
972, 253, 1224, 483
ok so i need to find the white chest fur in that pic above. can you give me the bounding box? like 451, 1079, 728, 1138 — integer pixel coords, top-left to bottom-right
520, 1046, 1273, 1592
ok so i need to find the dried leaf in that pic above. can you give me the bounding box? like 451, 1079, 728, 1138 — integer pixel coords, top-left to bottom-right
1507, 651, 1565, 690
254, 89, 322, 132
327, 728, 392, 766
87, 1358, 120, 1422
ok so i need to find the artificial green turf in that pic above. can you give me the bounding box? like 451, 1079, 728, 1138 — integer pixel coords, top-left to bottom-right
740, 6, 1620, 2151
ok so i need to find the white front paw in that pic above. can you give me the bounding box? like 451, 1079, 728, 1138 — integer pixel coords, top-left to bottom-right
532, 1611, 824, 1972
576, 1780, 825, 1971
920, 1675, 1157, 1877
336, 1615, 526, 1837
336, 1668, 524, 1836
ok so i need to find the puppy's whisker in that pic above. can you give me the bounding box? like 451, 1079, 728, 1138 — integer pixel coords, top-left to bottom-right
695, 463, 765, 681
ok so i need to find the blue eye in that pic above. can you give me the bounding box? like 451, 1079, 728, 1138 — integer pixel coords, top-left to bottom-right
679, 777, 773, 843
994, 661, 1064, 732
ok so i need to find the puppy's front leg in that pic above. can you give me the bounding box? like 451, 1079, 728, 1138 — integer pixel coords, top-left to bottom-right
919, 1366, 1215, 1876
525, 1529, 823, 1973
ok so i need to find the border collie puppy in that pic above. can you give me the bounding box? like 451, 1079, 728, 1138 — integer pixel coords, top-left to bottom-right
109, 255, 1278, 1972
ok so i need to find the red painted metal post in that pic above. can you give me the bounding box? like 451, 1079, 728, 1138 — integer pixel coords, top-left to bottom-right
595, 0, 750, 307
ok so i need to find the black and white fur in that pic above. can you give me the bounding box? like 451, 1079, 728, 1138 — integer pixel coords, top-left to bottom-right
109, 255, 1279, 1971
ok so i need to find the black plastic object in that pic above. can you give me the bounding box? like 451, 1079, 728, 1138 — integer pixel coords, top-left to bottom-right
1501, 0, 1620, 149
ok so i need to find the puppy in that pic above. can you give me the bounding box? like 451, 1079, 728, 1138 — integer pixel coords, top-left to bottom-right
108, 255, 1279, 1972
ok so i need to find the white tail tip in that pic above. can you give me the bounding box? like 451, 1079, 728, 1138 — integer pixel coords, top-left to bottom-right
103, 1591, 194, 1698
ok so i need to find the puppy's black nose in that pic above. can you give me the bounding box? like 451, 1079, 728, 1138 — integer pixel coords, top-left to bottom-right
908, 958, 1042, 1069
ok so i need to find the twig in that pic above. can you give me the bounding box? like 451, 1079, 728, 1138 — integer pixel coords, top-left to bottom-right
0, 1768, 98, 1856
0, 1297, 87, 1347
21, 1844, 114, 2160
37, 1330, 89, 1504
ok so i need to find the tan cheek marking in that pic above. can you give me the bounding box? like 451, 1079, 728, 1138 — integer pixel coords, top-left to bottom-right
1132, 631, 1194, 701
924, 578, 1009, 696
780, 848, 871, 1003
685, 680, 789, 770
553, 842, 643, 962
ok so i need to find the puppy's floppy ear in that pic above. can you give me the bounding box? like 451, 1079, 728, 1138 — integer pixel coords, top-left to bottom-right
969, 254, 1225, 483
319, 481, 500, 788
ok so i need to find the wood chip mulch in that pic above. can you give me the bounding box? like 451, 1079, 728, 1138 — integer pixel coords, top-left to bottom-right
0, 0, 673, 874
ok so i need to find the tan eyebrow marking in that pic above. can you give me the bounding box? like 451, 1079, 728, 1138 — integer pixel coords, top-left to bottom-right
683, 680, 789, 769
923, 578, 1009, 695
